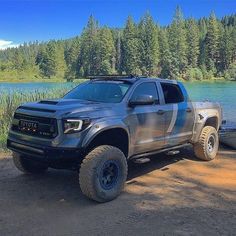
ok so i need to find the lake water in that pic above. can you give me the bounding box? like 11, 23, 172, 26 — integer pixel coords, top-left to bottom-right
184, 82, 236, 122
0, 81, 236, 122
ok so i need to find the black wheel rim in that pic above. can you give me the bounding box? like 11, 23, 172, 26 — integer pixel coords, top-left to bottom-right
99, 160, 120, 190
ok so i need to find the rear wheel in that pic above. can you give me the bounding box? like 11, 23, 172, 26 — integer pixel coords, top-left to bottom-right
79, 145, 127, 202
13, 152, 48, 174
194, 126, 219, 161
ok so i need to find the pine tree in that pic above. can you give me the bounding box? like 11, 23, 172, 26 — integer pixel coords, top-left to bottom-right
199, 18, 208, 40
219, 26, 233, 71
231, 26, 236, 63
65, 37, 80, 68
54, 41, 66, 78
198, 19, 208, 68
138, 13, 159, 76
98, 27, 116, 74
115, 31, 122, 73
64, 37, 80, 80
205, 12, 220, 70
12, 50, 24, 70
186, 18, 200, 67
122, 16, 141, 75
168, 6, 188, 78
37, 42, 57, 78
78, 15, 99, 76
36, 41, 66, 79
0, 12, 236, 81
158, 28, 171, 79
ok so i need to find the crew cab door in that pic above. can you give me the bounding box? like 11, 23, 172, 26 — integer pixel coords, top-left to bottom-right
126, 82, 165, 155
160, 82, 194, 147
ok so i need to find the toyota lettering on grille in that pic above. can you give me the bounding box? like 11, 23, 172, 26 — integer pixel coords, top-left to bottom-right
19, 120, 38, 133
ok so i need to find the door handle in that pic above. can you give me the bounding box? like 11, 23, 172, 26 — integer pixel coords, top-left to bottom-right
186, 107, 192, 113
157, 110, 165, 115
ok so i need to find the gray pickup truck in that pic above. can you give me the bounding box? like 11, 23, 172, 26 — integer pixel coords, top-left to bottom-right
7, 75, 222, 202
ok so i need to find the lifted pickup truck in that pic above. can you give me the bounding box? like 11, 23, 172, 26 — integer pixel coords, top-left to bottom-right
7, 75, 222, 202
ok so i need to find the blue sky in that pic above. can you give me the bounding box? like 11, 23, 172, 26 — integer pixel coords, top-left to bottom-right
0, 0, 235, 49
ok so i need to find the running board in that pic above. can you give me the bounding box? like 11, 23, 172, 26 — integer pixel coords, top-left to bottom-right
129, 143, 191, 160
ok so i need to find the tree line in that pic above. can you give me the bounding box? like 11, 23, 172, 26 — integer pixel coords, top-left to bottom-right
0, 7, 235, 81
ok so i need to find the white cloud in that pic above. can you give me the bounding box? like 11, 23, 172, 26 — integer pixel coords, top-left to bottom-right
0, 39, 19, 50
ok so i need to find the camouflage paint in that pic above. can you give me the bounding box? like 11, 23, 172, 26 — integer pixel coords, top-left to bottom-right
7, 78, 222, 160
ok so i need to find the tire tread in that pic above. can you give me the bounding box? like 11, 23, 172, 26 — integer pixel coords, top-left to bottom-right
79, 145, 127, 202
194, 126, 218, 161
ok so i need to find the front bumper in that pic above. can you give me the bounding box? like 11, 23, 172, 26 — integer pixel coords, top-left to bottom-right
7, 138, 85, 164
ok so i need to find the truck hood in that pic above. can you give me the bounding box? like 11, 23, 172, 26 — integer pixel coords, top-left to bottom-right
17, 99, 116, 119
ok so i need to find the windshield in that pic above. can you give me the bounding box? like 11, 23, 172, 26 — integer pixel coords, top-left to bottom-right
64, 81, 131, 103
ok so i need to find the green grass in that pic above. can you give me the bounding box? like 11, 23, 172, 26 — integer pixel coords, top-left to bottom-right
0, 77, 88, 83
0, 75, 66, 83
0, 78, 66, 83
0, 86, 77, 150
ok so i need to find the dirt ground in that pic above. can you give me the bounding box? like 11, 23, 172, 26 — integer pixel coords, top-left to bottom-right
0, 146, 235, 236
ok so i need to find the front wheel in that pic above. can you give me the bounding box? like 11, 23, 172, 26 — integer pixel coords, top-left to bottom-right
79, 145, 128, 202
194, 126, 219, 161
13, 152, 48, 174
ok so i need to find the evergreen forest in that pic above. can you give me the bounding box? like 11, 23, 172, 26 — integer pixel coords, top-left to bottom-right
0, 7, 235, 81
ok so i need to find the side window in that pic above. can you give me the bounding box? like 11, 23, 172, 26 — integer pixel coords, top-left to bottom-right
131, 82, 159, 103
161, 83, 184, 104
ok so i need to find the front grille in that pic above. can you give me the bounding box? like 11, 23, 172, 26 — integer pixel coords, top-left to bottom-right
12, 113, 58, 139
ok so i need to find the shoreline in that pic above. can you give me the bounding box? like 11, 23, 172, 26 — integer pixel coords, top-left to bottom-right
0, 78, 88, 83
0, 78, 232, 84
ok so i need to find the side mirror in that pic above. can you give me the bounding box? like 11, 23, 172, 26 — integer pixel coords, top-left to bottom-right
129, 94, 155, 107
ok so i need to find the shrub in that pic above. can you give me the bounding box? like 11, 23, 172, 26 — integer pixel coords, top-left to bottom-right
185, 68, 203, 81
224, 64, 236, 81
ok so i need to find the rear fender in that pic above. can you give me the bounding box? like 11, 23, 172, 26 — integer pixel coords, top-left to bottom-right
191, 113, 220, 143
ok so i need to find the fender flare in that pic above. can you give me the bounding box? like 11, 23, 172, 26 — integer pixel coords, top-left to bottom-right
191, 115, 219, 143
81, 119, 130, 149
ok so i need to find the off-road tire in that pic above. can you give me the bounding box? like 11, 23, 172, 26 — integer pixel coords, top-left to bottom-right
79, 145, 128, 202
13, 152, 48, 174
194, 126, 219, 161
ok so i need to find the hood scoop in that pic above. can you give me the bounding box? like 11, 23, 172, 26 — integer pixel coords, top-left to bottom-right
39, 100, 59, 105
18, 106, 56, 113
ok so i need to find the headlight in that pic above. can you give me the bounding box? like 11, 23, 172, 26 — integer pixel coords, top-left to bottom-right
63, 118, 90, 134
